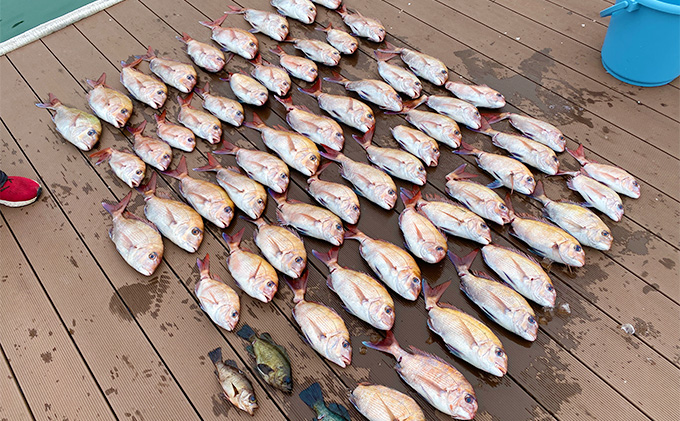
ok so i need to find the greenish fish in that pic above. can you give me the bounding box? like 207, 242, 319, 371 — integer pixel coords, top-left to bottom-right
299, 382, 351, 421
237, 324, 292, 393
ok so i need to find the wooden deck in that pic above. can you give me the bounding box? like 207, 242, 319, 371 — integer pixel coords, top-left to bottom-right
1, 0, 678, 419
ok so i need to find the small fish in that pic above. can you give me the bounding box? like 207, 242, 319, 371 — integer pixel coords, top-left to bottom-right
244, 113, 320, 176
375, 51, 422, 99
153, 109, 196, 152
127, 120, 172, 171
325, 71, 402, 111
214, 140, 290, 193
177, 32, 226, 72
275, 95, 344, 151
530, 180, 612, 251
221, 70, 269, 106
311, 0, 341, 9
567, 144, 640, 198
194, 153, 267, 220
195, 254, 240, 331
226, 5, 289, 42
350, 383, 425, 421
137, 46, 197, 93
363, 331, 477, 419
481, 243, 556, 307
223, 228, 278, 303
344, 225, 422, 301
455, 141, 536, 195
237, 324, 292, 393
560, 169, 624, 222
313, 247, 395, 331
320, 147, 397, 210
399, 187, 447, 263
299, 79, 375, 133
177, 93, 222, 144
395, 98, 461, 149
378, 42, 448, 86
248, 54, 291, 96
86, 73, 132, 128
315, 23, 358, 54
207, 347, 258, 415
102, 191, 163, 276
444, 81, 505, 109
300, 382, 351, 421
163, 156, 234, 228
194, 81, 245, 127
483, 112, 565, 152
353, 127, 426, 185
445, 164, 511, 225
119, 57, 167, 109
390, 125, 439, 167
337, 5, 385, 42
272, 0, 316, 24
424, 95, 481, 130
270, 189, 344, 245
423, 280, 507, 377
138, 173, 203, 253
307, 162, 360, 224
449, 250, 538, 342
244, 217, 306, 278
35, 93, 101, 151
199, 14, 258, 60
286, 272, 352, 367
286, 36, 341, 66
90, 147, 146, 188
269, 45, 318, 82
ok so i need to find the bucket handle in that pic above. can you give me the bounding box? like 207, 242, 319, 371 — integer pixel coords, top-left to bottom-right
600, 0, 639, 17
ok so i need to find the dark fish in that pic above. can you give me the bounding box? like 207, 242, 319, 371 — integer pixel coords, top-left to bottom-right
208, 347, 258, 415
299, 382, 351, 421
237, 324, 292, 393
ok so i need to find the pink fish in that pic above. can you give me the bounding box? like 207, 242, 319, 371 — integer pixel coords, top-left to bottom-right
353, 127, 426, 185
484, 112, 565, 152
299, 79, 375, 133
85, 73, 132, 128
390, 125, 439, 167
306, 162, 360, 224
214, 140, 290, 194
336, 5, 385, 42
226, 6, 289, 42
177, 93, 222, 144
119, 57, 167, 109
177, 32, 226, 73
375, 51, 422, 99
153, 110, 196, 152
199, 13, 258, 60
399, 187, 447, 263
315, 23, 358, 55
395, 98, 461, 149
137, 46, 197, 94
378, 42, 448, 86
248, 54, 291, 96
35, 93, 101, 151
270, 45, 318, 82
275, 95, 344, 151
567, 144, 640, 198
222, 228, 278, 303
445, 82, 505, 109
325, 71, 402, 112
127, 120, 172, 171
195, 254, 240, 331
285, 36, 341, 66
90, 147, 145, 188
270, 189, 344, 245
194, 81, 244, 127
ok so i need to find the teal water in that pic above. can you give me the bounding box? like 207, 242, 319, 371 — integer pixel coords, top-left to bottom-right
0, 0, 97, 43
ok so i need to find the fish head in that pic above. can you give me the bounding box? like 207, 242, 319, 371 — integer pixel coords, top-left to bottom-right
516, 173, 536, 195
558, 241, 585, 267
339, 199, 361, 225
257, 277, 278, 302
449, 390, 478, 420
588, 227, 613, 251
177, 72, 197, 93
532, 278, 557, 308
432, 67, 449, 86
110, 103, 131, 128
514, 310, 539, 341
326, 333, 352, 367
74, 124, 102, 150
462, 107, 482, 130
319, 126, 345, 150
545, 131, 566, 152
417, 241, 447, 264
484, 90, 506, 108
621, 177, 641, 199
607, 199, 624, 222
177, 133, 196, 151
298, 4, 317, 24
300, 151, 320, 176
282, 251, 307, 278
269, 19, 289, 42
274, 77, 291, 96
237, 390, 258, 415
479, 342, 508, 377
397, 271, 422, 300
368, 301, 395, 331
202, 121, 222, 144
157, 151, 173, 171
174, 221, 204, 252
375, 183, 397, 209
120, 160, 146, 188
357, 111, 375, 133
539, 153, 560, 176
128, 245, 163, 276
322, 218, 345, 246
367, 26, 386, 43
466, 219, 491, 245
443, 126, 462, 146
406, 79, 423, 99
251, 88, 269, 106
145, 85, 167, 109
215, 303, 240, 331
205, 55, 226, 73
209, 200, 234, 228
267, 168, 290, 193
243, 192, 267, 220
419, 142, 440, 166
407, 161, 428, 185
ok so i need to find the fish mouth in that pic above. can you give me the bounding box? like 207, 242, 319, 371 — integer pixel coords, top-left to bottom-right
494, 362, 508, 376
339, 354, 351, 367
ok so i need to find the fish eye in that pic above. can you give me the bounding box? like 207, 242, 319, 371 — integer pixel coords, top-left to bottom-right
309, 7, 314, 11
342, 340, 350, 348
474, 111, 480, 117
415, 81, 421, 86
336, 132, 343, 138
187, 75, 194, 80
267, 281, 275, 288
454, 130, 460, 135
121, 109, 129, 114
412, 277, 419, 284
553, 156, 558, 162
257, 198, 263, 204
379, 28, 385, 33
496, 93, 502, 97
281, 24, 287, 29
335, 223, 342, 231
249, 42, 255, 47
351, 43, 357, 48
559, 135, 564, 140
249, 395, 256, 402
528, 315, 536, 324
148, 252, 157, 260
464, 394, 475, 404
617, 204, 624, 210
602, 230, 610, 237
385, 306, 392, 314
157, 90, 164, 95
388, 189, 395, 196
87, 129, 96, 136
366, 113, 374, 120
187, 137, 194, 143
632, 181, 639, 187
441, 69, 447, 74
280, 173, 287, 179
224, 206, 232, 213
260, 92, 267, 96
352, 205, 359, 212
163, 154, 170, 160
527, 177, 534, 183
310, 155, 317, 161
436, 246, 444, 251
547, 284, 554, 292
480, 223, 488, 229
495, 348, 504, 357
418, 166, 424, 171
191, 227, 201, 235
135, 169, 143, 175
295, 256, 303, 263
213, 125, 219, 130
499, 204, 507, 210
574, 245, 582, 252
232, 310, 238, 318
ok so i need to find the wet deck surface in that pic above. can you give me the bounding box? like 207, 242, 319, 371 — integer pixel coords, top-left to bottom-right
1, 0, 678, 420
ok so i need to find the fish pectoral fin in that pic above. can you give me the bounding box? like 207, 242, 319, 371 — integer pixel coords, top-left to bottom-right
347, 281, 369, 305
487, 290, 512, 316
218, 177, 245, 194
257, 363, 274, 376
245, 344, 255, 356
445, 343, 464, 359
486, 180, 503, 189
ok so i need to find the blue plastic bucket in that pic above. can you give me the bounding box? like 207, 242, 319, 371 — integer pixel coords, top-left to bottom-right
600, 0, 680, 87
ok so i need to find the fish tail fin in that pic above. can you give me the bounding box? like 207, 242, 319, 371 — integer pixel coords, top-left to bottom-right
162, 155, 188, 179
566, 144, 588, 166
529, 180, 549, 204
136, 171, 157, 195
222, 227, 245, 251
422, 279, 451, 310
269, 45, 286, 57
336, 4, 348, 16
213, 140, 238, 155
468, 116, 494, 135
377, 41, 401, 54
285, 270, 308, 303
454, 140, 478, 156
194, 81, 209, 98
274, 95, 294, 111
89, 148, 113, 165
318, 145, 342, 162
196, 253, 210, 276
362, 330, 401, 358
399, 186, 421, 208
36, 92, 61, 109
311, 246, 339, 269
315, 22, 331, 33
225, 5, 244, 14
323, 70, 349, 86
298, 78, 322, 98
126, 120, 147, 136
177, 32, 193, 44
236, 324, 257, 342
248, 53, 262, 67
308, 161, 332, 183
352, 126, 374, 150
268, 188, 288, 207
447, 249, 479, 273
401, 97, 427, 113
480, 112, 509, 125
199, 13, 228, 28
207, 347, 222, 364
243, 112, 266, 130
193, 152, 220, 172
102, 190, 132, 217
343, 224, 366, 241
445, 163, 477, 181
121, 57, 143, 68
299, 382, 324, 409
177, 92, 194, 107
555, 170, 579, 177
503, 192, 516, 221
86, 73, 106, 88
374, 50, 397, 62
136, 46, 156, 61
154, 109, 167, 124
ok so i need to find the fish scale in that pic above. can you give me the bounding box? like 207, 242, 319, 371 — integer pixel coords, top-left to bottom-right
195, 254, 240, 331
245, 217, 307, 278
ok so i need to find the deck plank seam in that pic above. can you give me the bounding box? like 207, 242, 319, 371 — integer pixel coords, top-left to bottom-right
0, 337, 37, 421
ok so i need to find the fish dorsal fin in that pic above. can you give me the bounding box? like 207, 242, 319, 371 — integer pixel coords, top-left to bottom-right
492, 244, 541, 266
123, 210, 159, 231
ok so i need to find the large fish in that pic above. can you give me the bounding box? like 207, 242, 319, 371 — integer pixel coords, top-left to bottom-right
315, 23, 358, 55
102, 191, 163, 276
244, 113, 320, 176
353, 127, 427, 185
319, 147, 397, 210
350, 383, 425, 421
313, 247, 395, 331
456, 141, 536, 195
336, 5, 385, 42
194, 82, 245, 127
444, 81, 505, 109
221, 70, 269, 106
127, 120, 172, 171
195, 254, 240, 331
286, 37, 340, 66
390, 125, 439, 167
163, 156, 234, 228
90, 147, 145, 188
248, 54, 291, 96
311, 0, 341, 9
244, 217, 306, 278
119, 57, 167, 109
198, 13, 258, 60
325, 71, 402, 112
567, 144, 640, 198
137, 46, 196, 93
561, 169, 624, 222
223, 228, 278, 303
300, 383, 350, 421
272, 0, 316, 23
399, 188, 447, 263
207, 347, 258, 415
226, 5, 289, 42
275, 95, 344, 151
423, 95, 481, 130
270, 189, 344, 245
299, 79, 375, 133
445, 164, 511, 225
306, 162, 360, 224
35, 93, 101, 151
481, 243, 556, 307
423, 280, 507, 377
270, 45, 318, 82
484, 112, 565, 152
378, 42, 448, 86
177, 32, 225, 73
86, 73, 132, 128
449, 250, 538, 342
396, 99, 462, 149
177, 93, 222, 144
375, 51, 422, 99
194, 153, 267, 220
286, 272, 352, 367
138, 173, 203, 253
237, 324, 292, 393
214, 140, 290, 193
530, 180, 612, 251
153, 110, 196, 152
344, 225, 422, 301
363, 331, 477, 419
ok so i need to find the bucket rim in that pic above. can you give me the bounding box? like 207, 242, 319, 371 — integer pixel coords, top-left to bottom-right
634, 0, 680, 14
